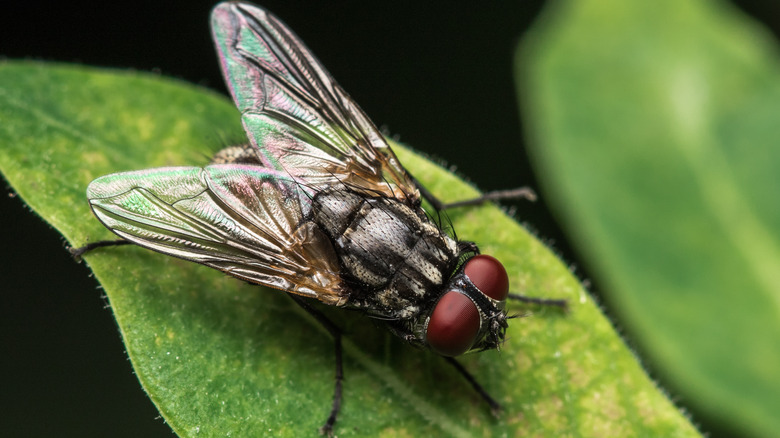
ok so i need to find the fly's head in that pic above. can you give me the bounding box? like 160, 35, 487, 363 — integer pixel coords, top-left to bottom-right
416, 253, 511, 357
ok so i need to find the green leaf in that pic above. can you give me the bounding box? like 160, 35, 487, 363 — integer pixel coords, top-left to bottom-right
518, 1, 780, 437
0, 61, 698, 437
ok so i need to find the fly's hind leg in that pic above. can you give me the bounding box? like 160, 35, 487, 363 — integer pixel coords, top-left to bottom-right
410, 174, 536, 211
288, 295, 343, 437
68, 239, 132, 260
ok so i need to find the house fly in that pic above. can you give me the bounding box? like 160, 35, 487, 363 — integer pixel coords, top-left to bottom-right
72, 2, 567, 435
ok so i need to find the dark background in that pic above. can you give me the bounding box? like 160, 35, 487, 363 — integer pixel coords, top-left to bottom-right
2, 1, 778, 436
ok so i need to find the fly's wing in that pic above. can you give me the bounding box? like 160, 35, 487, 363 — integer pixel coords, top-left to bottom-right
87, 165, 348, 306
210, 2, 420, 204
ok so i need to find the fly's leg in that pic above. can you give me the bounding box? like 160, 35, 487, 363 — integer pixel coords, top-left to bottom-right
443, 356, 502, 415
411, 175, 569, 311
411, 174, 536, 211
508, 293, 568, 311
289, 295, 343, 437
68, 239, 132, 260
389, 320, 505, 415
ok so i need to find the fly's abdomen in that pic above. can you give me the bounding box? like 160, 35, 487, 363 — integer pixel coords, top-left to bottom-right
312, 189, 458, 317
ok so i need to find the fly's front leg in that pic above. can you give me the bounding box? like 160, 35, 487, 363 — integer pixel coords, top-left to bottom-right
288, 295, 343, 437
68, 239, 132, 260
443, 356, 502, 415
410, 174, 569, 311
410, 174, 536, 211
508, 293, 568, 311
387, 321, 504, 414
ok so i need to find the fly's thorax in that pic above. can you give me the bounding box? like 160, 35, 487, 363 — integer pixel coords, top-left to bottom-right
311, 189, 459, 319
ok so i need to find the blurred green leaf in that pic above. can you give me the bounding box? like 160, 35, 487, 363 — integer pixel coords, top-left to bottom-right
0, 61, 699, 436
518, 1, 780, 436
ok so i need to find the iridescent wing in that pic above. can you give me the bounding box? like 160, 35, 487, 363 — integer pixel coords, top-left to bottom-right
210, 2, 420, 204
87, 165, 348, 305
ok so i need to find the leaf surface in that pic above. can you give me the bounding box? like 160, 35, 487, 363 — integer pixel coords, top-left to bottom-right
0, 61, 699, 437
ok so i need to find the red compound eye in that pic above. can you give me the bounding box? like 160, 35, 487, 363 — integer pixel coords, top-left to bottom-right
464, 254, 509, 301
426, 291, 480, 357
